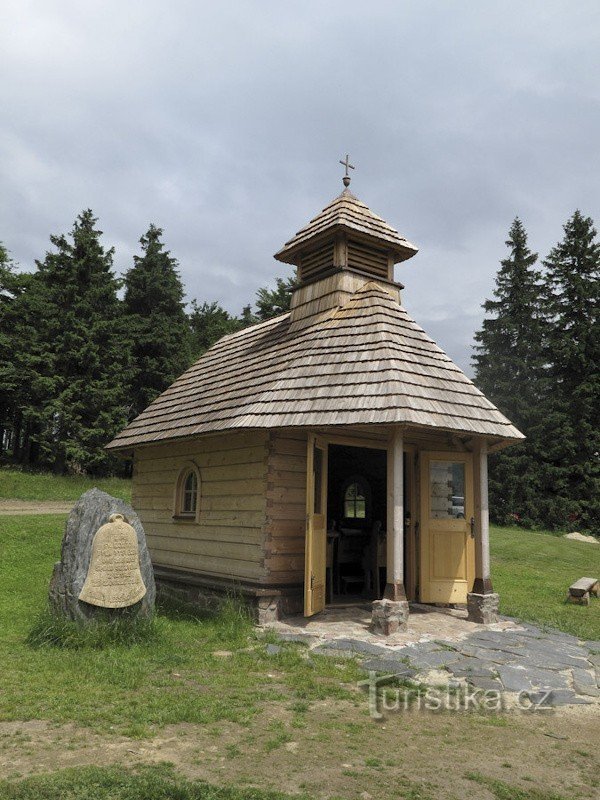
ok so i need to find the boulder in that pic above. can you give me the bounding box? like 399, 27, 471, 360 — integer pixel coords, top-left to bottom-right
49, 488, 155, 621
563, 532, 598, 544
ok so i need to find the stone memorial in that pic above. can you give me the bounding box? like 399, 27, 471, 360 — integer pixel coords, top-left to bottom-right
49, 488, 155, 621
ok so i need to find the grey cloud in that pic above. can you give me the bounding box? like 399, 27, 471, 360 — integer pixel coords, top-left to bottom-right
1, 1, 599, 375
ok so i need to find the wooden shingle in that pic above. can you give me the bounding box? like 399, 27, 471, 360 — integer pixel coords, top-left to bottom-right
107, 281, 524, 450
274, 189, 418, 266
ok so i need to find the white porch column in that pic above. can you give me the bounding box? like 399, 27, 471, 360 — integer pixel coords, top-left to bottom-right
385, 427, 406, 600
371, 427, 409, 634
472, 439, 493, 594
468, 439, 499, 623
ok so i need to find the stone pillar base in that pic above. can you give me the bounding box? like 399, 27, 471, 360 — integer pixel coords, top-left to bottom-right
256, 596, 281, 625
467, 592, 500, 624
371, 599, 409, 635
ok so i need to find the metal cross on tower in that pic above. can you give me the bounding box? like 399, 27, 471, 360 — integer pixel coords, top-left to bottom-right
339, 154, 355, 187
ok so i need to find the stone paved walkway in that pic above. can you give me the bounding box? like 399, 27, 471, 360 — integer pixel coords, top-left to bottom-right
267, 605, 600, 707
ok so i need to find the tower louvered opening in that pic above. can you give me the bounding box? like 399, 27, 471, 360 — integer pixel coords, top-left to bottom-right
347, 240, 389, 279
298, 244, 334, 282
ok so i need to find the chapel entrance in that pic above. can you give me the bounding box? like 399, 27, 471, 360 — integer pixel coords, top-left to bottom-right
326, 444, 388, 604
304, 438, 416, 616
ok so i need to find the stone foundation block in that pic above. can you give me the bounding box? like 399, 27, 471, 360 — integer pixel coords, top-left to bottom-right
257, 596, 281, 625
467, 592, 500, 624
370, 599, 409, 635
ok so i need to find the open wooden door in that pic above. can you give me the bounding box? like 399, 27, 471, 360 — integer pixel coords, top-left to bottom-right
419, 452, 475, 604
304, 435, 328, 616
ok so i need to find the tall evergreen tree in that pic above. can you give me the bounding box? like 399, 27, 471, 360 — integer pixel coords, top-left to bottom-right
188, 300, 245, 358
0, 245, 51, 464
239, 304, 256, 327
540, 211, 600, 531
255, 276, 297, 321
32, 210, 128, 474
0, 243, 20, 455
0, 242, 13, 293
473, 218, 546, 525
188, 274, 296, 359
123, 225, 192, 418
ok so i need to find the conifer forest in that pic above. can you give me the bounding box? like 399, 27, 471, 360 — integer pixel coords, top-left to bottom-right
1, 210, 598, 533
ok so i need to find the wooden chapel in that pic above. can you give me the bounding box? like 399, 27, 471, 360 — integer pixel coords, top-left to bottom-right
107, 165, 523, 632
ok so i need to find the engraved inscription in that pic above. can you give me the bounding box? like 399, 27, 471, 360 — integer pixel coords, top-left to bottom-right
79, 513, 146, 608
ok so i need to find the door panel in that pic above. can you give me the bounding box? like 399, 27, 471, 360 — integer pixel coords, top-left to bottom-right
420, 452, 474, 603
304, 435, 328, 616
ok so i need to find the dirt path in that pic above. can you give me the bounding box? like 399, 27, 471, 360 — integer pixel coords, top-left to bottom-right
0, 499, 73, 516
1, 702, 598, 799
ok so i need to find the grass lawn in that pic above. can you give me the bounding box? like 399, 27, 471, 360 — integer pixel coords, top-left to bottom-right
0, 764, 305, 800
0, 514, 362, 734
0, 764, 571, 800
0, 514, 598, 800
490, 525, 600, 640
0, 515, 597, 734
0, 468, 131, 503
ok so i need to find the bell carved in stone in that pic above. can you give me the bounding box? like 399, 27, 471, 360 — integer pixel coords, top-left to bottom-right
79, 513, 147, 608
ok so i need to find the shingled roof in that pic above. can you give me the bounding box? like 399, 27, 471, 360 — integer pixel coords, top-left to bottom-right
107, 281, 524, 451
274, 189, 418, 265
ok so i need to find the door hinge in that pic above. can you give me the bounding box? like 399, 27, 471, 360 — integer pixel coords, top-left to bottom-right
310, 572, 315, 589
470, 516, 476, 538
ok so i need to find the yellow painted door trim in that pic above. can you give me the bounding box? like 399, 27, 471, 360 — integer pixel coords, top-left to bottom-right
304, 435, 328, 616
419, 451, 475, 604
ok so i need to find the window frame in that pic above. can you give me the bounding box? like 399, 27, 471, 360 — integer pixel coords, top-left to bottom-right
173, 462, 201, 522
342, 476, 371, 522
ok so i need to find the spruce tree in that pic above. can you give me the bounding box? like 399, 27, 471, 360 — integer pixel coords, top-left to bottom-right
123, 225, 192, 418
473, 218, 546, 526
33, 210, 128, 474
188, 300, 246, 358
0, 243, 20, 456
255, 276, 297, 321
0, 241, 13, 292
540, 211, 600, 532
0, 246, 50, 464
188, 275, 296, 359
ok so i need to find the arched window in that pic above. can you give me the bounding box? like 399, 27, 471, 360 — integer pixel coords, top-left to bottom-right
174, 463, 200, 520
182, 470, 198, 514
343, 478, 370, 520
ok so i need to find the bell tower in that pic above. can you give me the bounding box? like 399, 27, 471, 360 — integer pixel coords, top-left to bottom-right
274, 157, 418, 330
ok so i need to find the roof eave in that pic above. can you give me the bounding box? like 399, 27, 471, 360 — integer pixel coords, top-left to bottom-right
105, 422, 525, 454
274, 224, 419, 265
104, 440, 134, 457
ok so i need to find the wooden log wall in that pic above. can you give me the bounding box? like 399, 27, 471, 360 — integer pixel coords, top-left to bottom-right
264, 429, 308, 585
131, 431, 270, 583
130, 423, 475, 598
260, 425, 463, 589
289, 270, 400, 333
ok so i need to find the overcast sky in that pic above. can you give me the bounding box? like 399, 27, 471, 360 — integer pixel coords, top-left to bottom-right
2, 1, 599, 374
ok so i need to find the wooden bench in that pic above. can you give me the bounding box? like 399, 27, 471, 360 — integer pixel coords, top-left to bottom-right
568, 577, 599, 606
